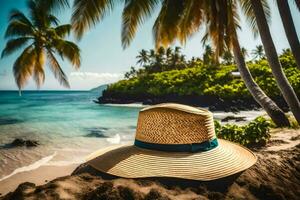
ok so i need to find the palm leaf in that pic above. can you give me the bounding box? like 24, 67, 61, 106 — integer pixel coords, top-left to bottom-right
9, 9, 33, 27
178, 0, 204, 44
71, 0, 119, 40
1, 37, 33, 58
53, 39, 81, 68
33, 48, 46, 88
13, 45, 36, 90
238, 0, 271, 38
5, 20, 34, 39
121, 0, 159, 48
54, 24, 71, 37
37, 0, 70, 13
294, 0, 300, 11
48, 14, 60, 26
153, 0, 185, 48
47, 49, 70, 88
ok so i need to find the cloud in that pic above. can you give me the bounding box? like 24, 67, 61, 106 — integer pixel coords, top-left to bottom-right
70, 72, 122, 80
69, 72, 123, 90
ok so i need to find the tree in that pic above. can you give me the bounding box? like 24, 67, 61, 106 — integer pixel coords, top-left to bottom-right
222, 51, 234, 65
70, 0, 290, 127
136, 49, 149, 66
202, 45, 218, 66
2, 0, 80, 92
276, 0, 300, 70
241, 47, 249, 59
249, 0, 300, 123
251, 45, 265, 60
165, 47, 173, 64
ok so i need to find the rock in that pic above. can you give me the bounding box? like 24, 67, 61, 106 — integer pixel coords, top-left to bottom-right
10, 138, 39, 148
221, 116, 247, 122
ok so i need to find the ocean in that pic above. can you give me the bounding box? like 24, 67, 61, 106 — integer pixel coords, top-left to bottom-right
0, 90, 264, 181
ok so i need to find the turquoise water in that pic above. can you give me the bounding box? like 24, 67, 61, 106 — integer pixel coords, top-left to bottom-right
0, 91, 264, 180
0, 91, 142, 179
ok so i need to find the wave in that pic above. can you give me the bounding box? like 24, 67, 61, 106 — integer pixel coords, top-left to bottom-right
0, 152, 57, 182
44, 159, 84, 166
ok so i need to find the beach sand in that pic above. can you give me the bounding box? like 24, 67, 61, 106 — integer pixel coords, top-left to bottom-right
0, 164, 78, 196
0, 129, 299, 200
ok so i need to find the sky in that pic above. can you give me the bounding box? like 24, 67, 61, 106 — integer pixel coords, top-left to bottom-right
0, 0, 299, 91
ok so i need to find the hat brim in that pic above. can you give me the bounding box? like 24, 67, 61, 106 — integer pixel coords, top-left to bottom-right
86, 139, 257, 181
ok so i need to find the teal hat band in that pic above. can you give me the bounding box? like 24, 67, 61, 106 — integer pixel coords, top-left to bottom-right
134, 138, 218, 153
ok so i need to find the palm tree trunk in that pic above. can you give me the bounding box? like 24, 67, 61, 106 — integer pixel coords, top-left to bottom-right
277, 0, 300, 70
231, 31, 290, 127
250, 0, 300, 124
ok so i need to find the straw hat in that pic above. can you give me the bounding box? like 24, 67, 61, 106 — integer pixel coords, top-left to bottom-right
87, 103, 257, 181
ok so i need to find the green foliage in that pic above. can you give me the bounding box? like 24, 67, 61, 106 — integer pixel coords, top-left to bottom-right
215, 116, 271, 147
105, 51, 300, 100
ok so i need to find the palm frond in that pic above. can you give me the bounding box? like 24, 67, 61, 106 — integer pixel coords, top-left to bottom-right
121, 0, 159, 48
5, 20, 34, 38
153, 0, 185, 48
294, 0, 300, 11
37, 0, 70, 13
48, 14, 60, 26
13, 45, 36, 90
9, 9, 33, 26
53, 39, 81, 68
47, 49, 70, 88
178, 0, 204, 44
54, 24, 71, 37
33, 48, 46, 88
71, 0, 119, 40
238, 0, 271, 38
1, 37, 33, 58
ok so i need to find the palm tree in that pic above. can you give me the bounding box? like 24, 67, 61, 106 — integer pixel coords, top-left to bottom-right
149, 49, 156, 65
2, 0, 80, 92
222, 51, 234, 65
249, 0, 300, 123
70, 0, 290, 127
276, 0, 300, 70
241, 47, 249, 60
154, 0, 289, 126
136, 49, 149, 66
203, 45, 213, 66
157, 46, 166, 64
165, 47, 173, 65
251, 45, 265, 60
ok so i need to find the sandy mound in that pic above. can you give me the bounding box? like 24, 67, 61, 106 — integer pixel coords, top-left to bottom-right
1, 129, 300, 200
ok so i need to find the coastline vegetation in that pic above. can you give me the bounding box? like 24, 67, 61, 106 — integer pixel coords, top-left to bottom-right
101, 47, 299, 109
71, 0, 300, 127
215, 116, 271, 147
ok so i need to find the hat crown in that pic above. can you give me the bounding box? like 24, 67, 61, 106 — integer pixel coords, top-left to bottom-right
135, 103, 216, 144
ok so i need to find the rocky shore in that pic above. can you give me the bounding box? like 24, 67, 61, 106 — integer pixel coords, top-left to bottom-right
1, 129, 299, 200
96, 93, 289, 112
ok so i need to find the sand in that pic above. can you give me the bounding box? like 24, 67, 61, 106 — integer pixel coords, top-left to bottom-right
0, 129, 299, 200
0, 165, 78, 196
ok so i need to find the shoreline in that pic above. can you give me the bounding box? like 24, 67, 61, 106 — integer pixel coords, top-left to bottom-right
1, 128, 299, 199
0, 164, 78, 196
96, 94, 290, 113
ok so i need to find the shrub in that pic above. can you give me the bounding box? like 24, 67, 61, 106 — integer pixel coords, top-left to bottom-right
215, 116, 271, 147
104, 51, 300, 100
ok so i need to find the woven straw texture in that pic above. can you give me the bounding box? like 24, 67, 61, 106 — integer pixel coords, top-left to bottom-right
88, 139, 257, 181
136, 104, 215, 144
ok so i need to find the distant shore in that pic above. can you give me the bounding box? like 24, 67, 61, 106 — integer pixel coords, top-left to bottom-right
1, 128, 299, 199
96, 94, 289, 113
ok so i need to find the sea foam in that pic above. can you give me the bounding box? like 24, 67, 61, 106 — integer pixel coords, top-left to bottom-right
0, 152, 57, 182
